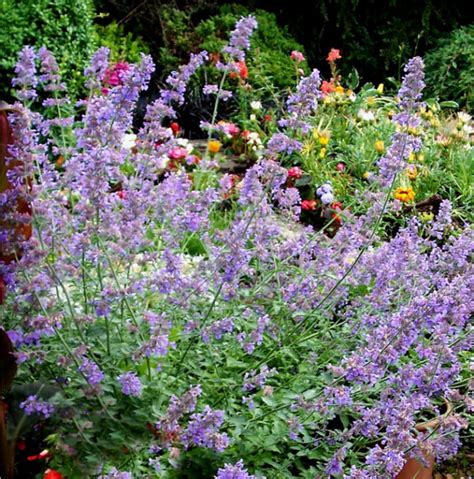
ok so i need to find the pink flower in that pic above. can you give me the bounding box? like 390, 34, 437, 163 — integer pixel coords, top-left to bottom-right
336, 162, 346, 172
168, 147, 188, 160
290, 50, 305, 63
227, 123, 240, 136
287, 166, 303, 179
326, 49, 341, 63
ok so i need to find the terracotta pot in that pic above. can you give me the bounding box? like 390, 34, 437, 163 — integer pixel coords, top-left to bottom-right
396, 401, 453, 479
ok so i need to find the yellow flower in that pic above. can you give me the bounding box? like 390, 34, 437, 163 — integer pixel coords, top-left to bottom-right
319, 133, 330, 146
376, 83, 384, 94
407, 126, 421, 136
346, 89, 353, 97
301, 141, 314, 157
335, 85, 344, 94
208, 140, 222, 154
394, 186, 415, 203
417, 153, 424, 162
319, 147, 327, 158
374, 140, 385, 154
408, 152, 416, 163
367, 96, 376, 106
362, 171, 370, 180
406, 165, 418, 180
420, 212, 434, 223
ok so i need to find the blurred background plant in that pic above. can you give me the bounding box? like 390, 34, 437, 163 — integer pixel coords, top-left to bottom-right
424, 24, 474, 111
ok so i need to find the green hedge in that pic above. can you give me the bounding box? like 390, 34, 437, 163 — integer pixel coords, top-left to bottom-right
0, 0, 97, 100
424, 24, 474, 111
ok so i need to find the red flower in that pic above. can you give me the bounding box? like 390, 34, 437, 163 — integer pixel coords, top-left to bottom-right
321, 80, 335, 95
326, 48, 341, 63
44, 469, 65, 479
264, 114, 272, 123
241, 130, 251, 140
301, 200, 317, 211
16, 439, 27, 450
287, 166, 303, 179
230, 61, 248, 80
170, 122, 180, 135
116, 190, 126, 200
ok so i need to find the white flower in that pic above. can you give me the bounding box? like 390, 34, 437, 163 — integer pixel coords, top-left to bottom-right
122, 133, 137, 150
250, 114, 257, 122
250, 100, 262, 111
156, 155, 170, 169
457, 112, 472, 123
176, 138, 194, 154
357, 109, 375, 122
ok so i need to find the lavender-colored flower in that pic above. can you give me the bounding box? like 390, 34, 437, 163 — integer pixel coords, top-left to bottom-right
38, 47, 64, 92
279, 69, 322, 133
78, 357, 105, 386
161, 51, 208, 106
182, 405, 229, 452
19, 395, 54, 418
215, 460, 255, 479
12, 46, 38, 101
243, 365, 276, 392
223, 16, 258, 62
117, 372, 142, 397
98, 468, 133, 479
203, 84, 219, 95
266, 132, 302, 155
84, 47, 110, 90
376, 57, 425, 186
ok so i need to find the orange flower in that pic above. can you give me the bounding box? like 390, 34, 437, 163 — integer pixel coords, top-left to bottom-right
394, 187, 415, 203
208, 140, 222, 154
326, 48, 341, 62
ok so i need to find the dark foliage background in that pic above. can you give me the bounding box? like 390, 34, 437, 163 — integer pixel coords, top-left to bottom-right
95, 0, 472, 84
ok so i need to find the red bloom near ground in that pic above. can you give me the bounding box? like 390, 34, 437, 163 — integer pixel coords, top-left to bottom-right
44, 469, 64, 479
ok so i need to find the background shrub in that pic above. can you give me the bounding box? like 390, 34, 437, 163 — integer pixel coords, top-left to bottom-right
0, 0, 97, 100
424, 25, 474, 111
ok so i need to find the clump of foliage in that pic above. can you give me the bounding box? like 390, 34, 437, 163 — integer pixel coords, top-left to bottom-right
0, 0, 97, 100
159, 4, 308, 92
94, 21, 150, 64
424, 24, 474, 111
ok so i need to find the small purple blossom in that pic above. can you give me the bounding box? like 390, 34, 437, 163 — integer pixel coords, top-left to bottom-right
223, 16, 258, 62
215, 460, 255, 479
78, 357, 105, 386
117, 372, 142, 397
19, 395, 54, 418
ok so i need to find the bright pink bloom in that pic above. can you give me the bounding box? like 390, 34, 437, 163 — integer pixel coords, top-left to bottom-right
288, 166, 303, 179
336, 162, 346, 172
290, 50, 305, 63
168, 147, 188, 160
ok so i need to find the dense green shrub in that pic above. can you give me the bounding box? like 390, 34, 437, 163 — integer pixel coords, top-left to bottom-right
0, 0, 97, 100
158, 4, 308, 92
424, 25, 474, 111
94, 21, 150, 64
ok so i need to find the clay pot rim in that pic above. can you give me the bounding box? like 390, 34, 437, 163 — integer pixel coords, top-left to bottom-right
415, 400, 453, 432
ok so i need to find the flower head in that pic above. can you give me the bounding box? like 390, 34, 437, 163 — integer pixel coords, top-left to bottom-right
290, 50, 305, 63
394, 186, 415, 202
327, 48, 341, 63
